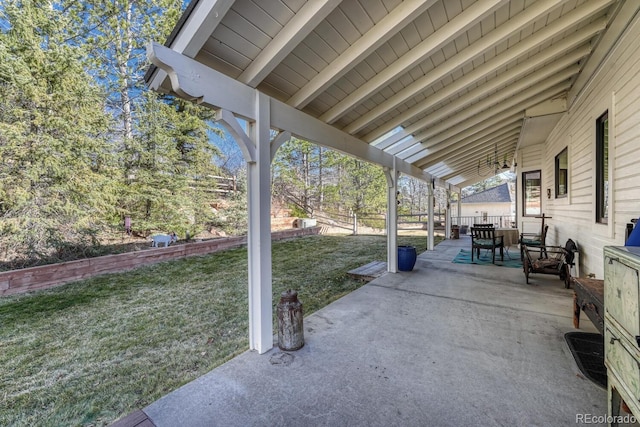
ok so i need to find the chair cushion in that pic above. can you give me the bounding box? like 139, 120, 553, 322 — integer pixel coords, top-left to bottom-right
475, 239, 495, 246
521, 238, 541, 245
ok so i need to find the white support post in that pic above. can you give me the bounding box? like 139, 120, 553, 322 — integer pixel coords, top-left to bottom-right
246, 92, 273, 354
457, 193, 462, 231
444, 189, 451, 240
384, 165, 398, 273
217, 94, 274, 354
353, 213, 358, 235
427, 181, 435, 251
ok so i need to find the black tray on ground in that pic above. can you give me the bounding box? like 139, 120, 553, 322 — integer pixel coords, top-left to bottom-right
565, 332, 606, 389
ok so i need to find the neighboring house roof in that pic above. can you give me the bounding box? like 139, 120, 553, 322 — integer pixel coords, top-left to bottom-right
462, 183, 511, 204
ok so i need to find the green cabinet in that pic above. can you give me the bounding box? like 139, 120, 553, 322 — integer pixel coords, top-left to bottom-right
604, 246, 640, 424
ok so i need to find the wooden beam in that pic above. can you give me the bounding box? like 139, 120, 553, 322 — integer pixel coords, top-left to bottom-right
146, 42, 459, 190
320, 0, 506, 124
362, 0, 611, 143
568, 1, 640, 107
238, 0, 342, 87
406, 113, 524, 163
416, 120, 522, 168
421, 131, 520, 173
287, 0, 440, 109
402, 80, 572, 164
404, 58, 583, 142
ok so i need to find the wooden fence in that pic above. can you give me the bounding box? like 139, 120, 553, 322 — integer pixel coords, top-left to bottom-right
0, 227, 320, 296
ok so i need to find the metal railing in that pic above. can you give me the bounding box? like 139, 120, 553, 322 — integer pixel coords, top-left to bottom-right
452, 216, 516, 233
311, 211, 516, 236
313, 211, 451, 235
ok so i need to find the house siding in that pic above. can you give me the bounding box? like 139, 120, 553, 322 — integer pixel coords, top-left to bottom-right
521, 14, 640, 278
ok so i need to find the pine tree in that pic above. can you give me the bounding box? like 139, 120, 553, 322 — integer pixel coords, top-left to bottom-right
69, 0, 223, 237
0, 0, 116, 265
121, 92, 221, 236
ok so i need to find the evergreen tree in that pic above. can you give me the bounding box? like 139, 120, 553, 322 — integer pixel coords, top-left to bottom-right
68, 0, 223, 236
338, 158, 386, 214
272, 139, 388, 217
121, 92, 221, 236
0, 0, 115, 264
272, 138, 320, 215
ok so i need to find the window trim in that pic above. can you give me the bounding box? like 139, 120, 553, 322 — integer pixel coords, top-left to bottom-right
555, 147, 568, 199
596, 111, 609, 224
522, 169, 542, 217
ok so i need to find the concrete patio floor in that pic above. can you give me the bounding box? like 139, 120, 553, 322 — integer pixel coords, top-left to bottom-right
139, 237, 613, 426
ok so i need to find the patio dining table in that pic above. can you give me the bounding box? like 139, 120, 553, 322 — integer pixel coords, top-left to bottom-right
494, 228, 519, 247
494, 228, 519, 259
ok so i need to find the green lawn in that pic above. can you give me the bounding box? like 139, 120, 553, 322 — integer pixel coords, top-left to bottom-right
0, 234, 436, 426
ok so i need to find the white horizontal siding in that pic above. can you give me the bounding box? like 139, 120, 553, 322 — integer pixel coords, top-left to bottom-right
542, 13, 640, 278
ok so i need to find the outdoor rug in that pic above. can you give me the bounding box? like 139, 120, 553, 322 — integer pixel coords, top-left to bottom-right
452, 249, 522, 268
564, 332, 606, 389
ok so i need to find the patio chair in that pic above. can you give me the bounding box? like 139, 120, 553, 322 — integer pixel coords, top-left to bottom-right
470, 226, 504, 264
519, 224, 549, 261
522, 239, 576, 288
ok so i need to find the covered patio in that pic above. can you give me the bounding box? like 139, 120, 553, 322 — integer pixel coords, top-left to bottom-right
126, 237, 607, 426
134, 1, 640, 423
145, 0, 638, 356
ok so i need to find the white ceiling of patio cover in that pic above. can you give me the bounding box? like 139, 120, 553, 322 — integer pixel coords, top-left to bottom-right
150, 0, 633, 188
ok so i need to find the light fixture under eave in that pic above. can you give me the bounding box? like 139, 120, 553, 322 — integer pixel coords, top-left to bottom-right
485, 144, 510, 175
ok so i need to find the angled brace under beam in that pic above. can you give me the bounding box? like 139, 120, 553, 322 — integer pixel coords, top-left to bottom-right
383, 166, 400, 189
270, 131, 291, 161
215, 109, 256, 164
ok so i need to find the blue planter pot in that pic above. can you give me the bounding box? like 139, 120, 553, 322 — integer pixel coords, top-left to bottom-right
398, 245, 417, 271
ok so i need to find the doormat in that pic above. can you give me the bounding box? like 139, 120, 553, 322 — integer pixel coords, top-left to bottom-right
564, 332, 606, 389
451, 249, 522, 268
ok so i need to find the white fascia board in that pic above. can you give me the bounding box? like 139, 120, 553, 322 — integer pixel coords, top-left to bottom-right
147, 0, 235, 92
147, 42, 433, 184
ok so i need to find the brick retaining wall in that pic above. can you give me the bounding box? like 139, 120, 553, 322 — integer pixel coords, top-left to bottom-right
0, 227, 320, 296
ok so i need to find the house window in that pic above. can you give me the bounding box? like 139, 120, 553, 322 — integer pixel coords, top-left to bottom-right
555, 148, 568, 198
596, 111, 609, 224
522, 170, 541, 217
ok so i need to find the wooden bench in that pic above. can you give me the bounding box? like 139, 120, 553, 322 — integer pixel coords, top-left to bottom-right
572, 277, 604, 334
